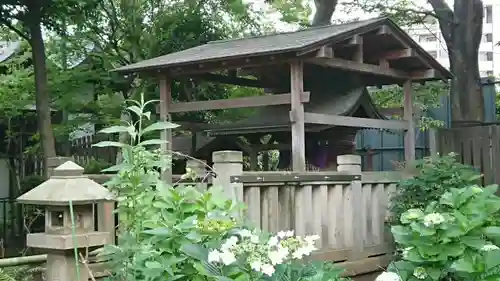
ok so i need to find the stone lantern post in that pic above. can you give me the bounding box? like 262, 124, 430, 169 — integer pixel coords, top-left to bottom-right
17, 161, 115, 281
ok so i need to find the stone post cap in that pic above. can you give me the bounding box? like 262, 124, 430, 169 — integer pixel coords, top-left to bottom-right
337, 154, 361, 165
212, 151, 243, 163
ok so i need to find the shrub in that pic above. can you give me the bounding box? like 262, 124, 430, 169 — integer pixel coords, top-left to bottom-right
389, 153, 481, 226
97, 95, 347, 281
386, 185, 500, 281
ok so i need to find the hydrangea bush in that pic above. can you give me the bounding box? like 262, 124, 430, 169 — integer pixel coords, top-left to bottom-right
207, 229, 319, 276
384, 185, 500, 281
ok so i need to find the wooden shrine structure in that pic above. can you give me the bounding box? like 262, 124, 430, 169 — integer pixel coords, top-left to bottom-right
115, 17, 452, 179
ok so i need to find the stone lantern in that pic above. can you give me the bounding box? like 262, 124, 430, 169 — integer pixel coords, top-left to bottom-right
17, 161, 115, 281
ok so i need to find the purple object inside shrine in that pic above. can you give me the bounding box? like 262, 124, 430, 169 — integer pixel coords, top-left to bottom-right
312, 144, 328, 168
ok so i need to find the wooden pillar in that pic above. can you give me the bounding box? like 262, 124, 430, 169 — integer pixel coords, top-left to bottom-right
159, 76, 173, 183
403, 80, 416, 163
337, 155, 363, 260
290, 61, 306, 172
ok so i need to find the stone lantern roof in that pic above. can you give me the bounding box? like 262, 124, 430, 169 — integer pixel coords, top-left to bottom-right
17, 161, 114, 206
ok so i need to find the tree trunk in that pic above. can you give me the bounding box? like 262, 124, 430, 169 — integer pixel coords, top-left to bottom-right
312, 0, 338, 26
27, 5, 57, 178
430, 0, 485, 125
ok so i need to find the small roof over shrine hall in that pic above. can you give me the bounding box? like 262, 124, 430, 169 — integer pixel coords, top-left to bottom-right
114, 16, 452, 174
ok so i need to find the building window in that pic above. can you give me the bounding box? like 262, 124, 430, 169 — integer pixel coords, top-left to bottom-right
419, 34, 437, 42
438, 48, 448, 58
487, 52, 493, 61
479, 52, 494, 61
428, 50, 437, 58
484, 33, 493, 42
486, 5, 493, 23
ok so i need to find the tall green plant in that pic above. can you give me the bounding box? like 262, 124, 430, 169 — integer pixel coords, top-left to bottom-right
94, 94, 246, 281
389, 153, 482, 226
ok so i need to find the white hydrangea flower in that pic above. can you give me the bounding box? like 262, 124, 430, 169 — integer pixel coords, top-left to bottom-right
375, 271, 401, 281
219, 250, 236, 265
250, 260, 262, 271
413, 267, 427, 280
277, 231, 287, 238
221, 236, 238, 251
268, 247, 288, 265
423, 213, 445, 227
482, 244, 499, 251
261, 263, 275, 276
268, 236, 279, 246
239, 229, 252, 237
250, 234, 260, 243
208, 250, 221, 263
285, 230, 294, 237
305, 235, 320, 244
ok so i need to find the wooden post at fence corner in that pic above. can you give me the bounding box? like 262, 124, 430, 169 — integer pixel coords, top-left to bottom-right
212, 151, 243, 202
428, 128, 438, 156
337, 154, 364, 260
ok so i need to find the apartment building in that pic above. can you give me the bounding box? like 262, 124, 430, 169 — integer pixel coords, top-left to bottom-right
408, 1, 499, 77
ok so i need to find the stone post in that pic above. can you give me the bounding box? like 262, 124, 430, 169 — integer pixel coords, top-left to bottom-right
46, 157, 73, 177
186, 159, 208, 191
212, 151, 243, 201
337, 154, 364, 259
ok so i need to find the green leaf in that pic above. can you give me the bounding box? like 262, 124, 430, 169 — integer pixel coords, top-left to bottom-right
483, 226, 500, 237
143, 227, 170, 236
138, 139, 168, 146
426, 267, 443, 280
92, 141, 125, 148
461, 236, 487, 250
180, 242, 209, 261
99, 125, 131, 134
127, 105, 142, 117
485, 250, 500, 270
142, 121, 180, 134
145, 261, 162, 269
451, 257, 475, 273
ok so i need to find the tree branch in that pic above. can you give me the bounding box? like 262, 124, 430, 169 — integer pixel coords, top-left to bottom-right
427, 0, 454, 45
0, 17, 30, 41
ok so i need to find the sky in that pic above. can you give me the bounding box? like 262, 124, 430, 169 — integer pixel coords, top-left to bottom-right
246, 0, 455, 31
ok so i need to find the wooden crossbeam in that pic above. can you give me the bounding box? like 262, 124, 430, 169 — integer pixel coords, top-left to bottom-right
303, 112, 408, 130
378, 48, 416, 60
164, 92, 310, 113
193, 73, 269, 88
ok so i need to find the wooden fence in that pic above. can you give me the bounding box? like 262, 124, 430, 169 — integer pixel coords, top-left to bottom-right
436, 125, 500, 185
230, 171, 400, 271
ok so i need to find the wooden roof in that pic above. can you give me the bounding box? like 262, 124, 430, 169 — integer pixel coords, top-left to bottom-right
115, 17, 451, 82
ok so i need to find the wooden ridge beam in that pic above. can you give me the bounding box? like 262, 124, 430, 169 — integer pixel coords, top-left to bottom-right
166, 92, 310, 113
304, 112, 408, 130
